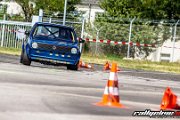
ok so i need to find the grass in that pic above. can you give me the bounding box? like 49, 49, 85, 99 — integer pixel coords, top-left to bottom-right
0, 47, 180, 74
81, 53, 180, 74
0, 47, 21, 56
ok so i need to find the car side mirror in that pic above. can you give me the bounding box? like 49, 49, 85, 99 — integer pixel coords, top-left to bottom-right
25, 31, 30, 36
80, 40, 85, 43
79, 38, 85, 43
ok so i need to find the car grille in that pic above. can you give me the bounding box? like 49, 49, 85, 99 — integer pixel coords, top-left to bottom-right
37, 43, 71, 53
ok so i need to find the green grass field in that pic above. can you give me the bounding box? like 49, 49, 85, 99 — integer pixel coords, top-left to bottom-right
0, 47, 21, 56
0, 47, 180, 74
82, 53, 180, 74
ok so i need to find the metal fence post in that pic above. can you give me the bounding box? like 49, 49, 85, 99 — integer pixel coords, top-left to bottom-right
63, 0, 67, 25
1, 15, 6, 47
171, 20, 179, 62
80, 17, 85, 53
95, 30, 99, 55
127, 18, 135, 58
49, 17, 52, 23
39, 9, 43, 22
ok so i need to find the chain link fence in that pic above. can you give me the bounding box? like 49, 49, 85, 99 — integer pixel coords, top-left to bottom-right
0, 15, 179, 62
82, 18, 180, 62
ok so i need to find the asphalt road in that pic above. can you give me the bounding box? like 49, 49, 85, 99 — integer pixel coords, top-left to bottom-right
0, 53, 180, 120
0, 53, 180, 81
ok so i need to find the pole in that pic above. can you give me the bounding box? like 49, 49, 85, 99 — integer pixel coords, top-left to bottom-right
95, 30, 99, 55
39, 9, 43, 22
63, 0, 67, 25
80, 17, 85, 53
127, 18, 135, 58
49, 17, 52, 23
88, 4, 91, 22
171, 20, 179, 62
1, 15, 6, 47
90, 22, 103, 55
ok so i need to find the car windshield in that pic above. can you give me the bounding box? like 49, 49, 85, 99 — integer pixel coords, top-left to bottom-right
33, 25, 75, 42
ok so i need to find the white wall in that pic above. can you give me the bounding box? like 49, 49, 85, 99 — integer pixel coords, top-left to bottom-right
148, 40, 180, 62
76, 6, 104, 21
0, 1, 22, 15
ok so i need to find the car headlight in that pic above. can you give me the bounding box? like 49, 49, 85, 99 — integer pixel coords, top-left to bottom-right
32, 42, 38, 49
71, 48, 77, 54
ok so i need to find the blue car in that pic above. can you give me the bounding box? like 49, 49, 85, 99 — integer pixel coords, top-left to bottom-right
20, 22, 83, 70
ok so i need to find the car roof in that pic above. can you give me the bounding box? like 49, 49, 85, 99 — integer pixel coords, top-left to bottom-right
35, 22, 74, 30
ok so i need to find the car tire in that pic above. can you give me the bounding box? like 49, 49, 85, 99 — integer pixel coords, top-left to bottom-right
21, 49, 31, 66
20, 50, 23, 63
67, 62, 79, 71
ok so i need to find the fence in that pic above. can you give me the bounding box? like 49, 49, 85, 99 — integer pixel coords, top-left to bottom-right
0, 20, 32, 48
0, 16, 85, 49
0, 17, 179, 62
82, 18, 180, 62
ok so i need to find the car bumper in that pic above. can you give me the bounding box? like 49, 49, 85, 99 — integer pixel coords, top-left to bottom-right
29, 50, 80, 65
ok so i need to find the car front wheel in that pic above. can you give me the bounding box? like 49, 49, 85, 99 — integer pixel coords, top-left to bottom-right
21, 49, 31, 66
67, 62, 79, 71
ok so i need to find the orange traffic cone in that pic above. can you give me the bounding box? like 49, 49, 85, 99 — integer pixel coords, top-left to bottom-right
103, 61, 120, 71
104, 61, 111, 71
117, 67, 121, 71
160, 87, 180, 110
95, 62, 124, 108
79, 60, 93, 69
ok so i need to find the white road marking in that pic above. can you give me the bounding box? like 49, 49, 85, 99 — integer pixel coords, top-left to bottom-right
120, 70, 177, 75
0, 69, 18, 74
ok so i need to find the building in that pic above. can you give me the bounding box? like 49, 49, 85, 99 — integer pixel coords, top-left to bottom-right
0, 0, 104, 21
148, 39, 180, 62
75, 0, 104, 21
0, 0, 22, 16
0, 0, 35, 17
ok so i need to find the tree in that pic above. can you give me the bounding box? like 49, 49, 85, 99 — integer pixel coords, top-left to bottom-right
34, 0, 81, 15
67, 0, 81, 11
14, 0, 34, 22
14, 0, 81, 21
87, 0, 180, 57
99, 0, 180, 19
134, 0, 180, 19
34, 0, 64, 15
99, 0, 137, 18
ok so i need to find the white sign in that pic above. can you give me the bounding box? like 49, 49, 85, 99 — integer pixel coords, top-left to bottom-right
32, 15, 40, 26
16, 28, 26, 40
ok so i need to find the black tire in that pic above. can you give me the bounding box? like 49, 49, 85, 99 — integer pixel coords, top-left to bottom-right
21, 50, 31, 66
20, 50, 23, 63
67, 62, 79, 71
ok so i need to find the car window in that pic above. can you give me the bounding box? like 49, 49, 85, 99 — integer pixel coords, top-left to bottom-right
33, 25, 75, 42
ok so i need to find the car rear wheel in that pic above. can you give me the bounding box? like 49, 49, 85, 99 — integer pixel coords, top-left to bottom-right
21, 49, 31, 66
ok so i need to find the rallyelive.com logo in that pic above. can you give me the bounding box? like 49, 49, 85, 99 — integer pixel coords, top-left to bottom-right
132, 109, 180, 118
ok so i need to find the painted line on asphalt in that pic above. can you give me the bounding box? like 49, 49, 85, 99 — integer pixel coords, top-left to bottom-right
119, 70, 177, 75
136, 76, 163, 81
0, 69, 18, 74
54, 92, 159, 110
136, 76, 180, 84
